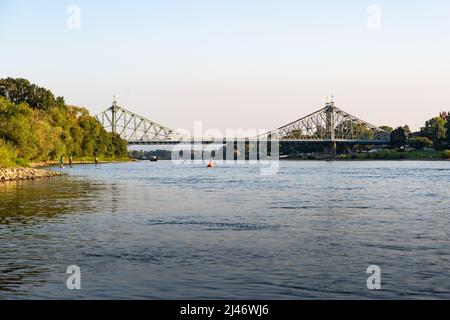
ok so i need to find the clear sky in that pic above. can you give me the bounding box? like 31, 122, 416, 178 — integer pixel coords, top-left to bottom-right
1, 0, 449, 132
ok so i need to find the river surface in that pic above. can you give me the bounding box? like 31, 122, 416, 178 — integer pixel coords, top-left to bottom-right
1, 161, 450, 299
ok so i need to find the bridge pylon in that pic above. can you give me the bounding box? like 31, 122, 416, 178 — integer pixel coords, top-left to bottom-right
111, 96, 119, 135
257, 100, 390, 149
95, 99, 189, 143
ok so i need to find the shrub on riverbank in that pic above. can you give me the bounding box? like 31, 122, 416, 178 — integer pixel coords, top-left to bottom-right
0, 140, 28, 167
339, 150, 444, 160
0, 78, 128, 167
442, 150, 450, 160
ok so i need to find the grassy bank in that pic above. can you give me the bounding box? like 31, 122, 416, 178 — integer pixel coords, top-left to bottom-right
0, 140, 28, 167
337, 150, 450, 160
1, 140, 131, 168
2, 141, 131, 169
30, 156, 133, 168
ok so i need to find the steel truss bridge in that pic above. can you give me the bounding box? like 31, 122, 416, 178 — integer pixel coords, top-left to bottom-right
95, 99, 390, 152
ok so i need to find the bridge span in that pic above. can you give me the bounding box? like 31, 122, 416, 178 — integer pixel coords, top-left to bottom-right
95, 99, 390, 155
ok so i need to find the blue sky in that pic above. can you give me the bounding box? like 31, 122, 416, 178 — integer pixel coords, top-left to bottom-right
1, 0, 450, 132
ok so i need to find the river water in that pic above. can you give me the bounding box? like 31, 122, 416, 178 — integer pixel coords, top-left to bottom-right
1, 161, 450, 299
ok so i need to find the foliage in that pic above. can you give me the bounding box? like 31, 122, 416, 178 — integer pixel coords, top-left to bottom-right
129, 149, 172, 160
390, 126, 409, 148
0, 139, 25, 167
442, 150, 450, 160
0, 77, 65, 111
0, 78, 128, 166
409, 137, 433, 150
445, 115, 450, 149
333, 121, 375, 140
420, 116, 447, 150
354, 123, 375, 140
339, 150, 443, 160
379, 126, 394, 133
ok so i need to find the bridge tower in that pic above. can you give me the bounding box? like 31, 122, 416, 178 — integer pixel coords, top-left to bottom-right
325, 101, 337, 157
111, 95, 118, 134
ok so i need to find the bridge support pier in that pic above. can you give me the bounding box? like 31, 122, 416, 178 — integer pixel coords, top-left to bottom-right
329, 141, 337, 158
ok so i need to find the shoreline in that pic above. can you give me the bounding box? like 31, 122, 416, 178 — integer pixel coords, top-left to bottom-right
0, 167, 66, 183
281, 157, 450, 161
1, 158, 134, 182
30, 159, 135, 168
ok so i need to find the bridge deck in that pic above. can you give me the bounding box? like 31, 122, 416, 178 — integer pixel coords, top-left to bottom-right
128, 139, 389, 146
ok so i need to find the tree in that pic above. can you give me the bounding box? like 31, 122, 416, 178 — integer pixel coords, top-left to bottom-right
0, 77, 65, 111
110, 133, 128, 157
403, 125, 411, 136
0, 138, 20, 167
446, 114, 450, 148
1, 79, 128, 167
409, 137, 433, 150
334, 120, 374, 140
421, 116, 447, 150
390, 126, 409, 149
379, 126, 394, 133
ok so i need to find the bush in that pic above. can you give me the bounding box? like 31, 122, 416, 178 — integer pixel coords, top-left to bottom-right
0, 140, 27, 167
442, 150, 450, 160
409, 137, 433, 150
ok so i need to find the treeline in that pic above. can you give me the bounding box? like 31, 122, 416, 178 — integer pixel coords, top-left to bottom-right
385, 111, 450, 151
0, 78, 127, 167
129, 150, 172, 160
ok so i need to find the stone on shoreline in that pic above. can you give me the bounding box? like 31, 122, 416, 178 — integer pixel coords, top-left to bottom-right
0, 167, 65, 182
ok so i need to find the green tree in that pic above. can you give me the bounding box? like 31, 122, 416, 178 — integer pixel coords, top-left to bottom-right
110, 133, 128, 157
409, 137, 433, 150
0, 78, 65, 110
0, 139, 21, 167
421, 117, 447, 150
445, 114, 450, 148
390, 126, 409, 149
379, 126, 394, 133
334, 120, 374, 140
0, 79, 128, 167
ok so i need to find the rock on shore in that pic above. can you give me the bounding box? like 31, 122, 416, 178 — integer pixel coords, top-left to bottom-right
0, 167, 65, 182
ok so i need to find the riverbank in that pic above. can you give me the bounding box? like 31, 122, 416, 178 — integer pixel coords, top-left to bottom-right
283, 150, 450, 161
1, 157, 133, 182
0, 167, 65, 182
30, 157, 134, 168
337, 150, 450, 161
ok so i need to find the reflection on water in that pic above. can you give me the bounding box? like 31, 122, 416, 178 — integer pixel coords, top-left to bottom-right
0, 177, 113, 297
1, 161, 450, 299
1, 178, 108, 222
